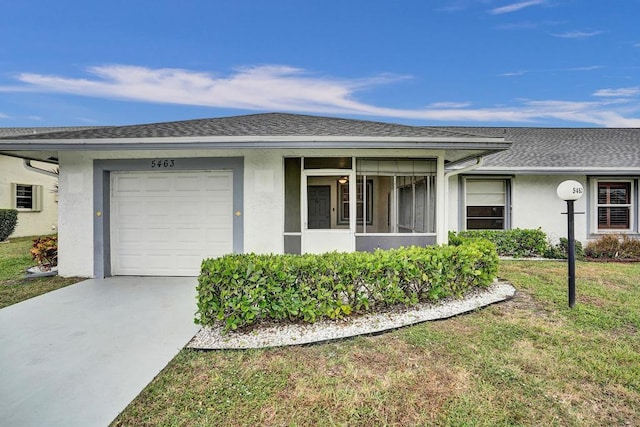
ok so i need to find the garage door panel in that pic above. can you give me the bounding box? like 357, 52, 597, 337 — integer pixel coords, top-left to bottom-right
111, 170, 234, 276
175, 229, 204, 244
146, 228, 173, 243
205, 174, 232, 186
175, 255, 205, 269
113, 176, 143, 193
174, 175, 202, 191
117, 253, 143, 269
115, 202, 144, 217
116, 228, 144, 243
205, 230, 233, 243
206, 203, 232, 215
145, 255, 174, 269
146, 176, 172, 192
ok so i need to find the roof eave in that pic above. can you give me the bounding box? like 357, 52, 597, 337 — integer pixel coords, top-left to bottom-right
470, 167, 640, 176
0, 135, 509, 151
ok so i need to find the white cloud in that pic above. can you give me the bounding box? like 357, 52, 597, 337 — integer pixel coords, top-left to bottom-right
1, 64, 639, 127
499, 65, 601, 77
497, 22, 539, 30
593, 87, 640, 97
427, 101, 472, 108
552, 30, 603, 39
489, 0, 545, 14
567, 65, 604, 71
8, 65, 409, 114
434, 0, 475, 13
500, 71, 527, 76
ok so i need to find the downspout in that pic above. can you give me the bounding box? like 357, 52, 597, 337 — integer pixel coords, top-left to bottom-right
441, 157, 484, 244
23, 160, 59, 177
444, 156, 484, 178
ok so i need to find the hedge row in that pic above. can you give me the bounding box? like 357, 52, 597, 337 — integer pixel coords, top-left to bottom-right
585, 234, 640, 260
0, 209, 18, 242
195, 240, 498, 332
449, 228, 547, 257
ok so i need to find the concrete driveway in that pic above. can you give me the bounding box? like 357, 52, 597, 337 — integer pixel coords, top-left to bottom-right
0, 277, 201, 427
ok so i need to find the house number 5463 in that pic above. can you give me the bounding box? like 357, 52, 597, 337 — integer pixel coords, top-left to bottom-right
151, 159, 175, 168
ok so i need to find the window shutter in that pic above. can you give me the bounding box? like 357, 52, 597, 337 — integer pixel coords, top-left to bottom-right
11, 183, 17, 209
32, 185, 43, 212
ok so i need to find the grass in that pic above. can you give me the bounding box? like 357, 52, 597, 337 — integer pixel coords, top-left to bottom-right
112, 260, 640, 426
0, 236, 84, 308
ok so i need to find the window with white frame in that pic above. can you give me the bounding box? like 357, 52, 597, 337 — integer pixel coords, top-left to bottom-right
465, 179, 507, 230
597, 181, 632, 230
12, 183, 43, 211
338, 178, 373, 225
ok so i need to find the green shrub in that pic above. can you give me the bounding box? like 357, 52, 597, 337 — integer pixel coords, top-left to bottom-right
449, 228, 547, 257
544, 237, 584, 260
584, 235, 640, 260
0, 209, 18, 242
196, 240, 499, 332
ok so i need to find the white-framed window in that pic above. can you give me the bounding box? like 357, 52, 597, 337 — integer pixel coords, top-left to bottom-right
338, 178, 373, 226
12, 183, 43, 211
596, 180, 633, 230
464, 179, 508, 230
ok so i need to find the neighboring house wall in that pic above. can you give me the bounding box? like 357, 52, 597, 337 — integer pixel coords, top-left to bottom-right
450, 173, 640, 245
0, 155, 58, 237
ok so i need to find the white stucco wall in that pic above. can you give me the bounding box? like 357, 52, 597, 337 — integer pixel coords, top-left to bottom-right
511, 175, 588, 244
58, 152, 95, 277
57, 148, 446, 277
0, 155, 58, 238
243, 150, 285, 254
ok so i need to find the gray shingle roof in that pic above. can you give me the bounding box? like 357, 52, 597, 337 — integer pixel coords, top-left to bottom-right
0, 126, 99, 138
0, 113, 487, 140
436, 127, 640, 169
4, 114, 638, 171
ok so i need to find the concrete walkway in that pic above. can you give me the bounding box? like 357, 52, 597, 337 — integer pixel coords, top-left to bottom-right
0, 277, 201, 427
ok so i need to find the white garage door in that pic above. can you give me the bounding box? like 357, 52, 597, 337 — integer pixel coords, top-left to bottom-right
111, 170, 233, 276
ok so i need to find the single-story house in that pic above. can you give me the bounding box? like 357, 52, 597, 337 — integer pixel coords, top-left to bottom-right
0, 113, 637, 278
0, 128, 77, 237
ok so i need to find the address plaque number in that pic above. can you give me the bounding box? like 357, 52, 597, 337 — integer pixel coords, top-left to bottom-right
151, 159, 175, 168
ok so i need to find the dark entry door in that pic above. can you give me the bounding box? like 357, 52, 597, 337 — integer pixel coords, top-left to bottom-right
307, 185, 331, 229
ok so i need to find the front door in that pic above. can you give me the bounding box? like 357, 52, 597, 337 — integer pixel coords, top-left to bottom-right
307, 186, 331, 229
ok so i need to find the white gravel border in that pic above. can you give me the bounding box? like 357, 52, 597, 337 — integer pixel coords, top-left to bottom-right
187, 280, 516, 350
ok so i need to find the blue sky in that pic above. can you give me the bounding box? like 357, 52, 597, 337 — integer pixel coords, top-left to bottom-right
1, 0, 639, 127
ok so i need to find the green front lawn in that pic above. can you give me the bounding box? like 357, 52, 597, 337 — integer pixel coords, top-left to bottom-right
112, 260, 640, 426
0, 236, 84, 308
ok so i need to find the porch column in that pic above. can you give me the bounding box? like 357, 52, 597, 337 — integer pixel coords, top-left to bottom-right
436, 155, 447, 245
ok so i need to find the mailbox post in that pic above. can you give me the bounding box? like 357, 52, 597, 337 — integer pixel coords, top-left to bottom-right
556, 180, 584, 308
